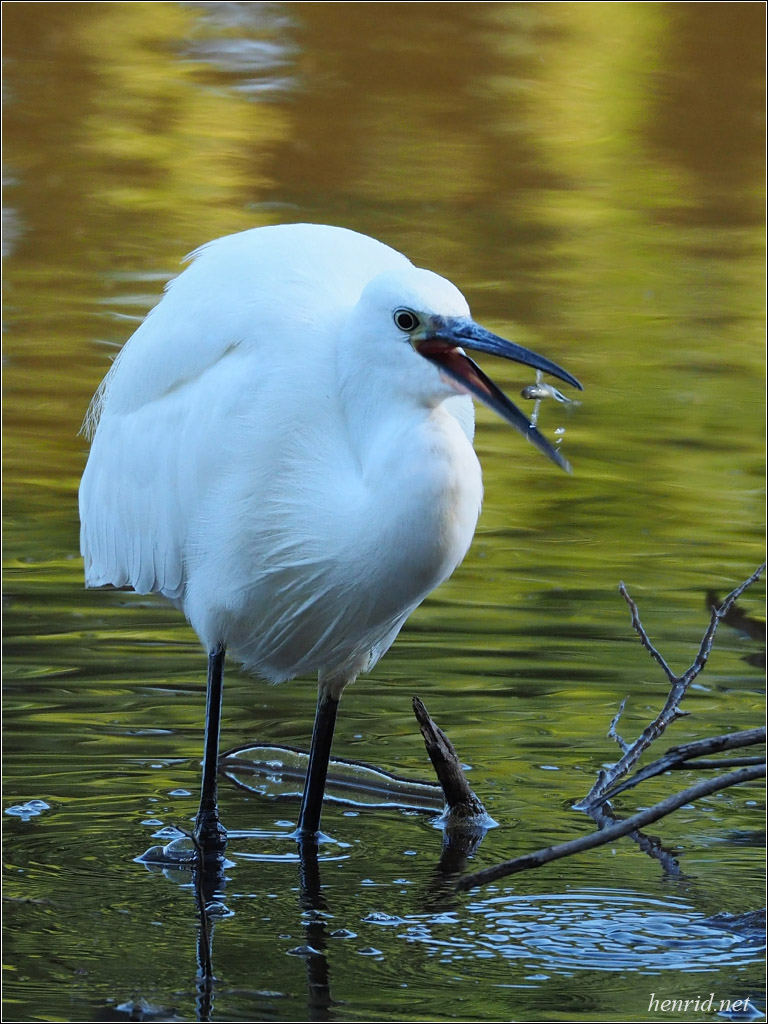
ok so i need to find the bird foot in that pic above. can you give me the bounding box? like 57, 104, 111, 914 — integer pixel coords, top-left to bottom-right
194, 811, 228, 861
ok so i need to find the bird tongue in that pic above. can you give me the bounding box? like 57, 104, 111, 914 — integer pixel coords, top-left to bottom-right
416, 338, 572, 473
417, 339, 497, 403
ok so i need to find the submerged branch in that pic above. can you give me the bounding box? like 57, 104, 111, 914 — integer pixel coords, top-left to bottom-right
454, 564, 765, 891
413, 696, 495, 877
457, 764, 765, 891
412, 696, 487, 822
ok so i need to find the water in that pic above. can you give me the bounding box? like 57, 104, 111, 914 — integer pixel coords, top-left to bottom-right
3, 4, 764, 1022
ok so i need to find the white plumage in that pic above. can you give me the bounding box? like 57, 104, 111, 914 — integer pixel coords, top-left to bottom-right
79, 223, 580, 841
81, 225, 479, 685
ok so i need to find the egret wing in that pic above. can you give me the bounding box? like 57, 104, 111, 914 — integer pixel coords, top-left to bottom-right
79, 353, 246, 599
79, 223, 413, 602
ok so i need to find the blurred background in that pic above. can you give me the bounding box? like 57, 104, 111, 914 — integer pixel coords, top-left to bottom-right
3, 3, 765, 1022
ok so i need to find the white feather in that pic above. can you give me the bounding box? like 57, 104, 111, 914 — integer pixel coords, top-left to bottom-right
80, 224, 481, 687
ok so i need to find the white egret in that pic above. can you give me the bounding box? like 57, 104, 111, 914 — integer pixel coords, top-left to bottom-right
79, 223, 581, 850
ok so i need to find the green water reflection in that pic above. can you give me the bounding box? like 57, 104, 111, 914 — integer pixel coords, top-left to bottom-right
3, 3, 764, 1023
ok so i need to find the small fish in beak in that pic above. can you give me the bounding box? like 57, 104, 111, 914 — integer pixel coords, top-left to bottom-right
414, 316, 583, 473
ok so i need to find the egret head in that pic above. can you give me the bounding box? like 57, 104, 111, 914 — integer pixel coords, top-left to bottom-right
347, 267, 582, 472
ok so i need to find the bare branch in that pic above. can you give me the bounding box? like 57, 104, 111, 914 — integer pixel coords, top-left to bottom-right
668, 756, 765, 770
619, 582, 677, 683
607, 698, 630, 753
579, 563, 765, 809
457, 764, 765, 891
412, 696, 488, 822
444, 566, 765, 890
681, 561, 766, 687
706, 589, 766, 643
594, 727, 766, 804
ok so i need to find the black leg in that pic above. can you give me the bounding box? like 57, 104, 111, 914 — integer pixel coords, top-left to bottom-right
296, 692, 340, 840
194, 647, 227, 853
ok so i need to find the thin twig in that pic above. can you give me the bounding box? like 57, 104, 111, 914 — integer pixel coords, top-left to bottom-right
706, 590, 766, 642
682, 562, 766, 686
579, 563, 765, 809
594, 727, 766, 804
457, 763, 765, 891
607, 698, 630, 753
620, 583, 677, 683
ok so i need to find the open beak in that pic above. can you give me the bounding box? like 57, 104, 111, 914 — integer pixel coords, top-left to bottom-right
415, 317, 583, 473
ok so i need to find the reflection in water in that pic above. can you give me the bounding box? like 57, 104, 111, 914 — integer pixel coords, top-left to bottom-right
193, 859, 223, 1024
585, 801, 681, 879
135, 830, 765, 1023
297, 844, 334, 1021
3, 1, 764, 1021
146, 837, 337, 1023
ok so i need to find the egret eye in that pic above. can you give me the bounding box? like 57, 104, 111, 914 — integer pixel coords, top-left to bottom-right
394, 309, 419, 332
